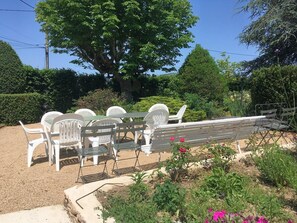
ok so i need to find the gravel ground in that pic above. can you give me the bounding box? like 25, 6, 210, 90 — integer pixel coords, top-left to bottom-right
0, 123, 170, 214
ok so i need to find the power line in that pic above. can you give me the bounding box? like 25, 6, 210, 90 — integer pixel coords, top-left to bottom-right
0, 9, 34, 12
0, 35, 43, 47
207, 49, 257, 57
19, 0, 35, 9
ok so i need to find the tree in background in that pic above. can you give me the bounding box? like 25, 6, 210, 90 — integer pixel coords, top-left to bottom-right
178, 44, 227, 102
239, 0, 297, 71
0, 41, 25, 93
36, 0, 198, 98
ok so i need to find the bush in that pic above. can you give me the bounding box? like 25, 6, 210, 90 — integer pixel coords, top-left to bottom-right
0, 93, 44, 125
251, 65, 297, 108
73, 88, 126, 114
178, 44, 227, 102
41, 69, 78, 112
133, 96, 206, 122
0, 41, 25, 93
253, 145, 297, 189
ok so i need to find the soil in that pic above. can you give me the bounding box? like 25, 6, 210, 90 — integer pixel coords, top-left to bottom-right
0, 123, 171, 214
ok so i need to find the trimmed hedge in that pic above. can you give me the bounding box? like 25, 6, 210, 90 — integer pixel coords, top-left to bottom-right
0, 93, 44, 125
251, 65, 297, 108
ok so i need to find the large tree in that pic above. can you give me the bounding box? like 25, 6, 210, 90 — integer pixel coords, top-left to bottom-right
178, 44, 227, 102
35, 0, 197, 97
239, 0, 297, 71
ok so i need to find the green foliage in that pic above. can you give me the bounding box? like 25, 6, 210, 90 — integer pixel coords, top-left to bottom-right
178, 44, 227, 102
253, 145, 297, 189
251, 65, 297, 108
133, 95, 205, 122
206, 144, 236, 172
153, 179, 186, 215
73, 88, 126, 114
76, 73, 106, 97
246, 185, 285, 220
0, 93, 44, 125
0, 41, 25, 94
22, 65, 47, 94
41, 69, 78, 112
184, 93, 225, 119
240, 0, 297, 69
162, 138, 194, 182
223, 90, 251, 117
102, 195, 158, 223
129, 172, 149, 202
201, 168, 246, 201
36, 0, 197, 96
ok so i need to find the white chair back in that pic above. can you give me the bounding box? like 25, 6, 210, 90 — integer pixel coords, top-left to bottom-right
51, 114, 84, 146
106, 106, 127, 123
148, 103, 169, 112
75, 108, 96, 118
144, 109, 169, 130
41, 111, 63, 132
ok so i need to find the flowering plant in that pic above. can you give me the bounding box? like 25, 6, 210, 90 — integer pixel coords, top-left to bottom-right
204, 209, 294, 223
164, 137, 192, 181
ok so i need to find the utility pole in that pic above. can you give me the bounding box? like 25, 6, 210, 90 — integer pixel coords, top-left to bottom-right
45, 33, 49, 69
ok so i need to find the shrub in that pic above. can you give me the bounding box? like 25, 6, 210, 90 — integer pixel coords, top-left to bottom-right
133, 95, 206, 122
0, 40, 25, 93
41, 69, 77, 112
178, 44, 227, 102
201, 168, 246, 200
73, 88, 126, 114
152, 179, 186, 215
253, 145, 297, 189
205, 144, 236, 172
251, 65, 297, 108
0, 93, 44, 125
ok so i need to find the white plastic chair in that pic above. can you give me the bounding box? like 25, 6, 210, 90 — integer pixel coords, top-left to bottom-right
148, 103, 169, 112
49, 114, 84, 171
106, 106, 128, 123
168, 105, 187, 124
135, 109, 169, 146
19, 121, 47, 167
87, 118, 121, 165
75, 108, 96, 126
41, 111, 63, 163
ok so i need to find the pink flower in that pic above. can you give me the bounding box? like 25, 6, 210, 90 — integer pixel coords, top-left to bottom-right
257, 216, 268, 223
204, 220, 209, 223
179, 147, 187, 153
208, 208, 213, 213
288, 220, 294, 223
179, 137, 185, 143
213, 210, 226, 222
170, 136, 175, 142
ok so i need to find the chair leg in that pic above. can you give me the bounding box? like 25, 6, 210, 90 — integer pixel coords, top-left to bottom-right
55, 145, 60, 171
27, 145, 34, 167
133, 150, 141, 169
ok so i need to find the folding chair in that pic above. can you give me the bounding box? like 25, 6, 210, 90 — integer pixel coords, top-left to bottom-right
76, 124, 115, 182
255, 108, 278, 146
271, 107, 296, 144
112, 121, 146, 174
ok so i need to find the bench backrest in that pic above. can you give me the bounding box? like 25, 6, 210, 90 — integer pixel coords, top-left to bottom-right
150, 116, 265, 153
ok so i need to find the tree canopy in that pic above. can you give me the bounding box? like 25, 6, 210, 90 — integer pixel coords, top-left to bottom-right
178, 44, 227, 102
0, 40, 25, 93
35, 0, 198, 96
239, 0, 297, 70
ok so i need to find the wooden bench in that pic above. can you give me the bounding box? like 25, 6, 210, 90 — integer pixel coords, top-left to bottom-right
141, 116, 266, 155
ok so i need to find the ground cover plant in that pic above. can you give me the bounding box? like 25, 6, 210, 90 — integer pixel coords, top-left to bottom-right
98, 140, 297, 223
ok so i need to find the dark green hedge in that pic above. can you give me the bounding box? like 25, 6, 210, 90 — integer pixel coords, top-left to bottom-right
0, 93, 44, 125
251, 65, 297, 108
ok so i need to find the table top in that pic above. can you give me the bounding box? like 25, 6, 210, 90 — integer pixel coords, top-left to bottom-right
108, 112, 148, 119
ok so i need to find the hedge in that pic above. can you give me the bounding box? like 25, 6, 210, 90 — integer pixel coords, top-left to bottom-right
0, 93, 44, 125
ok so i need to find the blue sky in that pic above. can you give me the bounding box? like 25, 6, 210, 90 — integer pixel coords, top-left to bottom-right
0, 0, 258, 74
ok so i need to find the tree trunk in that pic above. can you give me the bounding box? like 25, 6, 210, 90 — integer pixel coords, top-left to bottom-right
115, 75, 133, 101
